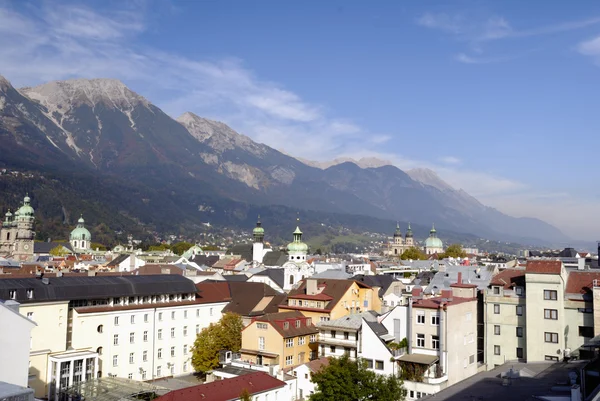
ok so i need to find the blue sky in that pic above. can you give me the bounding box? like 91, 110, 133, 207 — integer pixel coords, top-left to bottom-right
1, 0, 600, 239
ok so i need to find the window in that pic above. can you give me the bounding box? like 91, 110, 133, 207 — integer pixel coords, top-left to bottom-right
466, 312, 472, 321
257, 323, 268, 329
331, 331, 336, 338
113, 334, 119, 345
97, 324, 103, 333
183, 362, 188, 372
295, 320, 301, 328
158, 349, 163, 359
196, 324, 200, 334
515, 287, 524, 296
143, 351, 148, 362
344, 332, 349, 340
184, 310, 188, 319
493, 304, 500, 314
157, 366, 162, 377
494, 345, 501, 355
183, 345, 188, 354
113, 355, 118, 367
375, 360, 384, 370
171, 311, 175, 320
129, 353, 134, 364
516, 347, 523, 358
544, 309, 558, 320
158, 329, 162, 340
143, 331, 148, 342
310, 334, 317, 343
544, 290, 558, 300
545, 355, 559, 361
493, 286, 500, 294
128, 373, 133, 380
432, 335, 439, 349
365, 359, 374, 369
494, 325, 501, 335
299, 336, 306, 345
431, 314, 440, 325
544, 332, 559, 343
285, 355, 293, 366
417, 312, 425, 324
171, 327, 175, 338
158, 312, 163, 321
286, 338, 294, 348
516, 305, 523, 316
183, 326, 188, 336
171, 346, 175, 357
26, 312, 34, 320
578, 308, 593, 313
330, 345, 336, 353
141, 370, 147, 380
284, 322, 289, 329
114, 316, 119, 326
8, 290, 15, 299
210, 308, 213, 316
417, 334, 425, 347
131, 315, 135, 324
469, 354, 475, 364
144, 313, 148, 323
27, 289, 33, 299
516, 327, 523, 337
579, 326, 594, 338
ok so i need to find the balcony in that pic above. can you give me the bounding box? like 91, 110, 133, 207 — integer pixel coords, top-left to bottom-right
318, 334, 357, 347
423, 374, 448, 385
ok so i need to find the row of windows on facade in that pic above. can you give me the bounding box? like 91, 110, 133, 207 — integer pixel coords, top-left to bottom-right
257, 334, 317, 350
320, 330, 355, 340
416, 311, 440, 325
492, 286, 524, 296
105, 325, 202, 343
111, 345, 190, 366
68, 294, 197, 309
492, 324, 594, 339
256, 319, 311, 330
492, 346, 559, 362
288, 299, 369, 309
96, 308, 214, 330
124, 362, 190, 380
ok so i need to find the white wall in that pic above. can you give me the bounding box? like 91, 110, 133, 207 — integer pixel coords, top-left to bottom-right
0, 303, 36, 387
358, 319, 395, 376
290, 364, 317, 400
381, 306, 408, 342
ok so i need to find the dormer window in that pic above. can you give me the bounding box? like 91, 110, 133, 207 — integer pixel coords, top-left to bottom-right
306, 318, 312, 325
295, 320, 301, 328
9, 290, 16, 299
515, 287, 523, 296
284, 322, 289, 329
493, 287, 500, 295
26, 289, 33, 299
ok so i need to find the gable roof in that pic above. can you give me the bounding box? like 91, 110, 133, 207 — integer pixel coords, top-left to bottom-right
251, 311, 317, 338
316, 310, 379, 330
263, 250, 288, 267
33, 242, 74, 254
353, 274, 395, 297
526, 260, 562, 275
489, 269, 526, 290
284, 279, 371, 312
155, 372, 285, 401
195, 282, 232, 304
106, 254, 129, 267
190, 255, 219, 267
304, 357, 330, 373
254, 269, 284, 288
226, 244, 253, 262
223, 282, 287, 317
565, 271, 600, 295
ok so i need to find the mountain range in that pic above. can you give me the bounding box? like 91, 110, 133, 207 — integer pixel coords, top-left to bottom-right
0, 75, 569, 246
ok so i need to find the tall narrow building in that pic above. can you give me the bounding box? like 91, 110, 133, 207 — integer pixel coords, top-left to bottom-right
252, 216, 265, 264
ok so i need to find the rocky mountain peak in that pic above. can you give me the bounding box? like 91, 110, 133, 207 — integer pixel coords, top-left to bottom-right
0, 75, 11, 92
406, 168, 455, 192
20, 78, 150, 114
177, 112, 266, 156
298, 156, 393, 169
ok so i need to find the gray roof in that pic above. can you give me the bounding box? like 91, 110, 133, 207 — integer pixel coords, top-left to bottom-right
364, 320, 389, 337
262, 250, 288, 267
33, 241, 74, 254
0, 257, 20, 268
353, 274, 396, 297
0, 275, 196, 303
254, 268, 285, 289
222, 275, 249, 282
316, 310, 379, 330
311, 269, 352, 280
424, 265, 497, 294
106, 254, 129, 267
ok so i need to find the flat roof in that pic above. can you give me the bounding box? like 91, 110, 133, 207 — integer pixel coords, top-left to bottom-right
423, 361, 587, 401
59, 377, 169, 401
397, 353, 439, 365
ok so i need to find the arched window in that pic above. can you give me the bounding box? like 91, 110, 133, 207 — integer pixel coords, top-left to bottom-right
6, 233, 10, 241
74, 240, 78, 248
81, 241, 86, 249
96, 346, 103, 355
82, 234, 86, 240
394, 249, 398, 255
97, 325, 103, 333
289, 275, 294, 285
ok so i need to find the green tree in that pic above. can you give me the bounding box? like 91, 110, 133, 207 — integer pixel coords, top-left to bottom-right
191, 312, 243, 373
310, 354, 405, 401
442, 244, 467, 258
400, 247, 426, 260
239, 389, 252, 401
171, 241, 193, 255
90, 242, 107, 251
49, 245, 69, 257
148, 243, 171, 252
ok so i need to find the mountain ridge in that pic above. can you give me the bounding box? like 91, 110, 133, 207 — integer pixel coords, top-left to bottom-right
0, 75, 569, 245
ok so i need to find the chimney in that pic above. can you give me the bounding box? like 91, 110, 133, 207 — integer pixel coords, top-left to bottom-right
457, 272, 462, 284
307, 279, 318, 295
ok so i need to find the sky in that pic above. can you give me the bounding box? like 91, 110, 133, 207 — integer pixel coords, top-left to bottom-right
1, 0, 600, 240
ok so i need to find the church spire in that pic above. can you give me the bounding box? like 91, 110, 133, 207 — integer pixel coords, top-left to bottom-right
253, 215, 264, 243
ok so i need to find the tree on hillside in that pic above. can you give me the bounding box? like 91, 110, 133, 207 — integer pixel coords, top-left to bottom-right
171, 241, 193, 255
400, 247, 426, 260
310, 354, 405, 401
148, 243, 171, 252
191, 312, 243, 373
442, 244, 467, 259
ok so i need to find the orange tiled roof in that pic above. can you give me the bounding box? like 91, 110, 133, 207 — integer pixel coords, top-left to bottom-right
526, 260, 562, 275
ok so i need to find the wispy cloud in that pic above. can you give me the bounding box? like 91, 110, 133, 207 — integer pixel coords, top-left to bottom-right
577, 35, 600, 66
440, 156, 461, 165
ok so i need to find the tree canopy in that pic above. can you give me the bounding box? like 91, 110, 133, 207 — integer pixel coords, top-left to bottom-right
171, 241, 193, 255
191, 312, 243, 373
441, 244, 467, 259
400, 247, 427, 260
310, 354, 405, 401
49, 245, 69, 257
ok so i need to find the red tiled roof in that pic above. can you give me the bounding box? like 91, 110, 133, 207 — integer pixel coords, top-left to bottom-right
248, 311, 318, 338
304, 357, 330, 373
489, 269, 526, 289
450, 283, 477, 289
155, 372, 285, 401
526, 260, 562, 275
565, 271, 600, 295
287, 293, 333, 301
412, 295, 476, 310
195, 282, 232, 304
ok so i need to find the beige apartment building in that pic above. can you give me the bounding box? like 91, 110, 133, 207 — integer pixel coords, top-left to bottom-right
399, 273, 478, 400
484, 260, 600, 369
0, 276, 230, 400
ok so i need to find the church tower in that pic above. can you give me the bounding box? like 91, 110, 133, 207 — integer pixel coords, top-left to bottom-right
13, 194, 35, 261
405, 223, 414, 247
287, 219, 308, 262
252, 216, 265, 264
